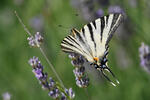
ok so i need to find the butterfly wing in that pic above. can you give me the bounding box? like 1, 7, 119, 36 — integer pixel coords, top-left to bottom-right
61, 30, 94, 62
80, 13, 123, 59
61, 13, 123, 63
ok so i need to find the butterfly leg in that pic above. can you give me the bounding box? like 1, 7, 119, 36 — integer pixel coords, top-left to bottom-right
100, 68, 117, 86
103, 66, 120, 84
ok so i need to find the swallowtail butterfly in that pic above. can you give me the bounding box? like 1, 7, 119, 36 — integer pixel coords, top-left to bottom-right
61, 13, 123, 86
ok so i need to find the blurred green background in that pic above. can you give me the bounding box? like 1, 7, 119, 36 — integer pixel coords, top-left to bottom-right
1, 0, 150, 100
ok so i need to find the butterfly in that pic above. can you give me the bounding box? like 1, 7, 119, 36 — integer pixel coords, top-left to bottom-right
61, 13, 123, 86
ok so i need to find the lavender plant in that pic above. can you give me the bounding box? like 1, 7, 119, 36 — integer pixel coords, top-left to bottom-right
71, 0, 125, 22
2, 92, 11, 100
29, 14, 44, 32
139, 42, 150, 73
15, 11, 75, 100
29, 56, 75, 99
69, 53, 89, 88
108, 5, 125, 14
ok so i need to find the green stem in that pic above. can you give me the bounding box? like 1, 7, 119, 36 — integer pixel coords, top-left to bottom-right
14, 11, 65, 89
39, 47, 65, 88
84, 88, 92, 100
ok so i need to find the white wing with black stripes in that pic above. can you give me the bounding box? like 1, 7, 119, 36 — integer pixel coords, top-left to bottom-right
61, 13, 123, 63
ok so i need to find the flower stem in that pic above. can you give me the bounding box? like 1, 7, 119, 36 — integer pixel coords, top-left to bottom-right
84, 88, 92, 100
39, 47, 65, 88
14, 11, 32, 37
14, 11, 65, 89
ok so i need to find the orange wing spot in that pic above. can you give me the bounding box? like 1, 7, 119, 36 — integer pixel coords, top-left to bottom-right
93, 57, 99, 62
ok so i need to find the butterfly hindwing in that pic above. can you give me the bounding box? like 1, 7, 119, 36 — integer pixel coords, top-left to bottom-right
61, 13, 123, 63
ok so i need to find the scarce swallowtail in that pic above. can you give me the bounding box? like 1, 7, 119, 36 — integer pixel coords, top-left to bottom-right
61, 13, 123, 86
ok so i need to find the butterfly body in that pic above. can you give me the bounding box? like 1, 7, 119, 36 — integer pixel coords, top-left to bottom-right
61, 13, 123, 86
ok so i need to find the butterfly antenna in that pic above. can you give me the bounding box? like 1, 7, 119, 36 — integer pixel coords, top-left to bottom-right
103, 67, 120, 84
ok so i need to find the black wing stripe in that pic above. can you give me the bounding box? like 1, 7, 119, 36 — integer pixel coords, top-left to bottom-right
62, 40, 77, 49
67, 35, 87, 52
92, 21, 96, 29
100, 17, 105, 41
61, 40, 83, 54
87, 23, 94, 42
62, 35, 91, 56
67, 36, 80, 46
61, 46, 74, 52
76, 32, 85, 44
82, 28, 85, 37
87, 23, 97, 49
106, 14, 123, 45
72, 29, 84, 43
106, 15, 109, 25
110, 14, 119, 30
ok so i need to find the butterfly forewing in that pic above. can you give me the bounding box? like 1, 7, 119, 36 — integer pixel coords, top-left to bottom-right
61, 13, 123, 63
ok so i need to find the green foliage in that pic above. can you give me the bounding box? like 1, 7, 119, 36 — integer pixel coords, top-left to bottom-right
0, 0, 150, 100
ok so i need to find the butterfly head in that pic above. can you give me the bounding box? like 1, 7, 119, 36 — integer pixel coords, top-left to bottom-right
93, 57, 101, 66
93, 55, 108, 67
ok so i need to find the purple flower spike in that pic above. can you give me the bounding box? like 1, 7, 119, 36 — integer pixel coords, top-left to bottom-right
71, 55, 84, 66
27, 36, 37, 47
139, 42, 150, 72
108, 5, 124, 14
73, 67, 85, 77
32, 68, 43, 79
34, 32, 43, 46
2, 92, 11, 100
48, 77, 55, 88
48, 88, 60, 99
28, 56, 75, 99
29, 15, 44, 32
29, 56, 40, 68
27, 32, 43, 47
60, 93, 67, 100
68, 88, 75, 99
76, 75, 89, 88
96, 9, 104, 17
29, 56, 48, 85
68, 53, 90, 88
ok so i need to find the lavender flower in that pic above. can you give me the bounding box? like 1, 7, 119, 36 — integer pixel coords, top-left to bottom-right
65, 88, 75, 99
69, 53, 90, 88
76, 75, 89, 88
49, 77, 55, 88
29, 15, 44, 32
28, 56, 75, 99
96, 9, 104, 17
139, 42, 150, 72
61, 93, 67, 100
60, 88, 75, 100
28, 56, 40, 67
48, 88, 60, 99
73, 67, 85, 77
2, 92, 11, 100
108, 5, 124, 14
27, 32, 43, 47
29, 56, 49, 89
71, 55, 84, 66
32, 68, 44, 79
